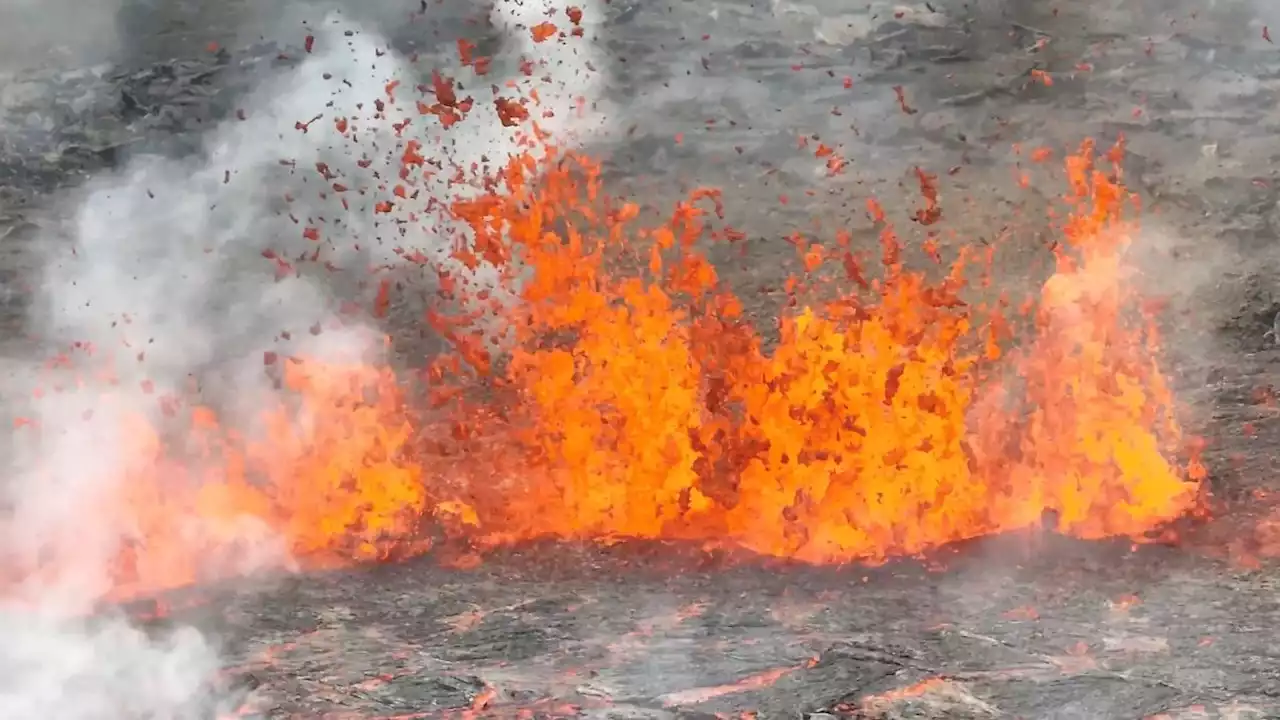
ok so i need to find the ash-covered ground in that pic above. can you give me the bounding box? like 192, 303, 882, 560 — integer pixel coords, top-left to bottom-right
4, 0, 1280, 718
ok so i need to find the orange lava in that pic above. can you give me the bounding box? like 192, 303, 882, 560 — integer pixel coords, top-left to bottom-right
433, 141, 1203, 564
659, 658, 818, 707
6, 95, 1206, 601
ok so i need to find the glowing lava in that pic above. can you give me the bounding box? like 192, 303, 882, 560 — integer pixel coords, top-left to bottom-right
435, 141, 1204, 563
4, 52, 1206, 602
29, 132, 1205, 605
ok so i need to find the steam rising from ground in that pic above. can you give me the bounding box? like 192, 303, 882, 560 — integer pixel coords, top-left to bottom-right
0, 2, 608, 716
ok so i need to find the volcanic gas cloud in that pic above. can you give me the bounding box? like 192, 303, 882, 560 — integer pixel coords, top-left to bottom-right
5, 13, 1206, 607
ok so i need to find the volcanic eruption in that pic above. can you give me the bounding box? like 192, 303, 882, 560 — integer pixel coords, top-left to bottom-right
0, 0, 1248, 717
12, 50, 1208, 605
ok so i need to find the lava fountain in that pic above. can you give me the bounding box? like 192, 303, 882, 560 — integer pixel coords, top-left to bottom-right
2, 24, 1204, 605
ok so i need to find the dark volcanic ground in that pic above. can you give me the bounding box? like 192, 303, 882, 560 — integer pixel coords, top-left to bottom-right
9, 0, 1280, 718
179, 534, 1280, 719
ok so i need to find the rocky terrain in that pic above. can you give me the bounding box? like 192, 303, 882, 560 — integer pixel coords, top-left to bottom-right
6, 0, 1280, 717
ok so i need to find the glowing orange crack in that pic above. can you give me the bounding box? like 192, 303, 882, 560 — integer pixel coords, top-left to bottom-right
657, 658, 819, 707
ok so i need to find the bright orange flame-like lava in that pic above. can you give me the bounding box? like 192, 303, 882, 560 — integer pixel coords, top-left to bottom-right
7, 76, 1206, 603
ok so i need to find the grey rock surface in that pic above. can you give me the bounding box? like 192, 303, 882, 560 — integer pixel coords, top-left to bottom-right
161, 535, 1280, 718
8, 0, 1280, 718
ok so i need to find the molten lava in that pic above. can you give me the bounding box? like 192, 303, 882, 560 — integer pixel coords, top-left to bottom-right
6, 64, 1206, 602
433, 141, 1203, 563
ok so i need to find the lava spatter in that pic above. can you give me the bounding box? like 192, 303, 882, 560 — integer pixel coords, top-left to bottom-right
5, 54, 1204, 601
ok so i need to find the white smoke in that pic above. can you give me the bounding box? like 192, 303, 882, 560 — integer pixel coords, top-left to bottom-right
0, 1, 609, 717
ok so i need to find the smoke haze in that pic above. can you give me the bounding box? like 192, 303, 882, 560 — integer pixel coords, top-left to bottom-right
0, 1, 609, 716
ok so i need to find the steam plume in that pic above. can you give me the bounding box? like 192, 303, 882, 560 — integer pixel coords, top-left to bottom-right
0, 1, 609, 716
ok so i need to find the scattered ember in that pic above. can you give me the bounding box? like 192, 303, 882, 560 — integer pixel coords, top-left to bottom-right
531, 22, 559, 43
912, 167, 942, 225
892, 85, 918, 114
1030, 69, 1054, 86
495, 97, 530, 127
